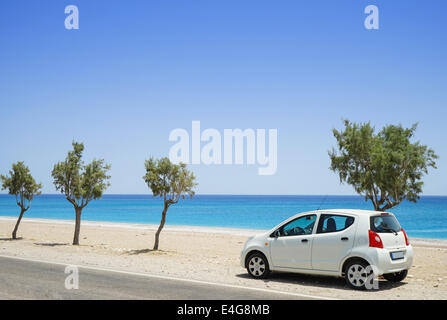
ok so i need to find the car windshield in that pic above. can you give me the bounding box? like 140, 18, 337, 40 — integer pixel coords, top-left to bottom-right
370, 215, 401, 233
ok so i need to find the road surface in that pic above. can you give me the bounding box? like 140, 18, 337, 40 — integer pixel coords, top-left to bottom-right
0, 256, 321, 300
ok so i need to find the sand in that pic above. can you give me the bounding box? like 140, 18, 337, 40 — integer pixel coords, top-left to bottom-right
0, 216, 446, 300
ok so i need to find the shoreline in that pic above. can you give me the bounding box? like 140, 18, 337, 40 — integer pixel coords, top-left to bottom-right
0, 216, 264, 237
1, 215, 447, 247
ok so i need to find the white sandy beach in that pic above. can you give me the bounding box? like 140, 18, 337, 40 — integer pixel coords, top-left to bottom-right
0, 216, 446, 300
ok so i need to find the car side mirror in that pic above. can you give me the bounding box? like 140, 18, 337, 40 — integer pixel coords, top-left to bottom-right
271, 230, 280, 238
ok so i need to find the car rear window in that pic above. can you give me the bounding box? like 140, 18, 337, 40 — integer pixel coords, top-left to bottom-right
370, 214, 401, 233
317, 214, 355, 233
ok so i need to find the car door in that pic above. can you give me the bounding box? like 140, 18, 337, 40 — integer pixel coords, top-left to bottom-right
269, 214, 317, 270
311, 214, 357, 272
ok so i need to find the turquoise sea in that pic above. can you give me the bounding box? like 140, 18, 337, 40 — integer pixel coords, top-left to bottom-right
0, 195, 446, 239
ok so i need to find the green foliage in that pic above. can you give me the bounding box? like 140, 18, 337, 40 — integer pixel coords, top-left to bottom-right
143, 157, 197, 250
143, 157, 197, 205
0, 162, 42, 211
52, 141, 111, 209
329, 120, 438, 211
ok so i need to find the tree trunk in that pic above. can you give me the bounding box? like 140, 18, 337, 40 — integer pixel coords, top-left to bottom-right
12, 208, 25, 240
153, 202, 168, 251
73, 207, 82, 245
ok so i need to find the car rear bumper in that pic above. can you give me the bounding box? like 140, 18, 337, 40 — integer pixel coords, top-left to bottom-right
370, 245, 414, 275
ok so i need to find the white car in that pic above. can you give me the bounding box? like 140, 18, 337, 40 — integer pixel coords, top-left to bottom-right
241, 209, 413, 290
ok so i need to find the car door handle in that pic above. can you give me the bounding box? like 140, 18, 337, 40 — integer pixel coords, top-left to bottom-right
301, 239, 308, 243
341, 237, 349, 241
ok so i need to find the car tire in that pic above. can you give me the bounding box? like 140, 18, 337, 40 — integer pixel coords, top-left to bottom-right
344, 259, 375, 290
383, 270, 408, 282
246, 252, 270, 279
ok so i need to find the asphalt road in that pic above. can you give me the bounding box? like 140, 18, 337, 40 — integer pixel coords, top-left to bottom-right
0, 256, 319, 300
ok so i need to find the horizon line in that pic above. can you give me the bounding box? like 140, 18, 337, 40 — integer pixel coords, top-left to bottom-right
1, 193, 447, 197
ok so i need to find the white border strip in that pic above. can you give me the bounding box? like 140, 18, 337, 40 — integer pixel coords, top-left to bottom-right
0, 254, 337, 300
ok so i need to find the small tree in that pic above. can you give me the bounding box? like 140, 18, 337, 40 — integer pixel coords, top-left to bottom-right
329, 120, 438, 211
52, 142, 111, 245
0, 162, 42, 239
143, 157, 197, 250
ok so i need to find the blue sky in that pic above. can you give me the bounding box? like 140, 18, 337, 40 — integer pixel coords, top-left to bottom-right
0, 0, 446, 195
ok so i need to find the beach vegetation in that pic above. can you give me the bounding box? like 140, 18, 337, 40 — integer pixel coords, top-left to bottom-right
143, 157, 197, 250
329, 120, 438, 211
52, 142, 111, 245
0, 162, 42, 239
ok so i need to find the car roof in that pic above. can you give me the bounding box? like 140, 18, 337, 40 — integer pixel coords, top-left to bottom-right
312, 209, 389, 216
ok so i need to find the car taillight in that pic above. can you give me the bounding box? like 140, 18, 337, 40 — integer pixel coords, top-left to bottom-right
401, 228, 410, 246
368, 230, 383, 248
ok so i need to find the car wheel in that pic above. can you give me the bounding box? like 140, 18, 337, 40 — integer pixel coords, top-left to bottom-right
383, 270, 408, 282
246, 253, 270, 279
344, 260, 375, 290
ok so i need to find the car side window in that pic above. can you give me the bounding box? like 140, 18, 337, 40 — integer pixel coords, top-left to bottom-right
279, 215, 317, 237
317, 214, 354, 234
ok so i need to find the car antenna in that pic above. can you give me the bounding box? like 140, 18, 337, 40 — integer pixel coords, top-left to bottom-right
316, 195, 328, 211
